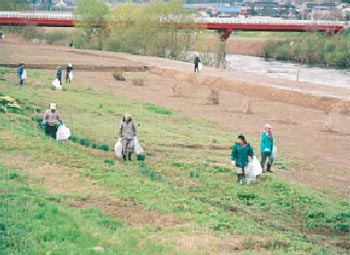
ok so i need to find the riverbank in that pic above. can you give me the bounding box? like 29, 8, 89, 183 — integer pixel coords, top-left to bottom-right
1, 40, 350, 198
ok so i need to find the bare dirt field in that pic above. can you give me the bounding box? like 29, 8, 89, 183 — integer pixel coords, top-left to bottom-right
1, 40, 350, 199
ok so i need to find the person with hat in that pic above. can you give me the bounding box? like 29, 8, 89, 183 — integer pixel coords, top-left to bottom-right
43, 103, 63, 139
260, 124, 274, 173
231, 134, 256, 185
56, 66, 62, 86
119, 113, 137, 161
66, 63, 73, 83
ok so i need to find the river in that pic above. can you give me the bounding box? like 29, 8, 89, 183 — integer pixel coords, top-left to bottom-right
225, 55, 350, 89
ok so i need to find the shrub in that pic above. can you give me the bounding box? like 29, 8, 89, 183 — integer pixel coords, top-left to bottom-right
45, 32, 69, 45
132, 78, 145, 86
91, 143, 98, 149
112, 73, 126, 81
208, 89, 219, 105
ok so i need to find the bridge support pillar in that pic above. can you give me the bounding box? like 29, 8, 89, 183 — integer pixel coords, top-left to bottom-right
215, 29, 232, 69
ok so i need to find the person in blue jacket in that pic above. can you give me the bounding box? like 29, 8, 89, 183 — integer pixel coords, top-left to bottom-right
231, 134, 256, 185
18, 63, 24, 86
260, 124, 274, 173
56, 66, 62, 85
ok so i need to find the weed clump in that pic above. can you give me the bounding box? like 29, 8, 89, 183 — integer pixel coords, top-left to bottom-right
98, 144, 109, 151
145, 104, 172, 115
79, 138, 91, 147
112, 72, 126, 81
139, 162, 162, 181
104, 159, 115, 166
208, 89, 219, 105
0, 95, 21, 113
69, 135, 79, 143
132, 78, 145, 86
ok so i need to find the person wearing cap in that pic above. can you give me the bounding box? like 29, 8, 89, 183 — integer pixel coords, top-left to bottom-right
66, 63, 73, 83
56, 66, 62, 85
260, 124, 274, 173
231, 135, 256, 185
119, 113, 137, 161
43, 103, 63, 139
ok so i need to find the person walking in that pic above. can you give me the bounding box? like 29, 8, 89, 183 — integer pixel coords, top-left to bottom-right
231, 135, 256, 185
66, 63, 73, 83
18, 63, 25, 86
260, 124, 274, 173
43, 103, 63, 139
56, 66, 62, 86
119, 113, 137, 161
194, 54, 201, 73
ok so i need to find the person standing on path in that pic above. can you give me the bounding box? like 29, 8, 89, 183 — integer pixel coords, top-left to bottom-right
119, 113, 137, 161
56, 66, 62, 85
43, 103, 63, 139
66, 63, 73, 83
194, 54, 201, 73
231, 135, 256, 185
260, 124, 274, 173
18, 63, 25, 86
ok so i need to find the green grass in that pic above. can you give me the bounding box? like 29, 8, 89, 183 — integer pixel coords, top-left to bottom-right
230, 31, 310, 40
0, 66, 349, 254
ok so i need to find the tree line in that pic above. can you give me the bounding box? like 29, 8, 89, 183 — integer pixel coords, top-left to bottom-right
262, 31, 350, 68
74, 0, 201, 60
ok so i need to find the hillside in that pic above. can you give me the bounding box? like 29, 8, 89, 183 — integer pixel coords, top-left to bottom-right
1, 41, 350, 254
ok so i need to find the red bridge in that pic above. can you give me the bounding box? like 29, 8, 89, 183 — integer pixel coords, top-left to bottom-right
0, 11, 346, 40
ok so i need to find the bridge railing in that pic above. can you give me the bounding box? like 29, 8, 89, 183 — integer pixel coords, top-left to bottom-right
197, 17, 345, 27
0, 11, 346, 27
0, 11, 76, 20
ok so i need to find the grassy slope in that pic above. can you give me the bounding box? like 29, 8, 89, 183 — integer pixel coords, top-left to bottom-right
0, 67, 349, 255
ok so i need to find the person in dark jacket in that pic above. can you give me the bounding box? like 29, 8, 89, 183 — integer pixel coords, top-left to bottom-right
260, 124, 274, 173
56, 66, 62, 85
66, 63, 73, 83
119, 113, 137, 161
194, 54, 200, 73
18, 63, 24, 86
231, 134, 256, 185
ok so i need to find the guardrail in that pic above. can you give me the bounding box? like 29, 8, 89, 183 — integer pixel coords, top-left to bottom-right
196, 17, 345, 27
0, 11, 346, 27
0, 11, 76, 20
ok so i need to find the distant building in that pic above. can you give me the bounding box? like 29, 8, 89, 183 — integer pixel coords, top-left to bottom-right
217, 6, 241, 17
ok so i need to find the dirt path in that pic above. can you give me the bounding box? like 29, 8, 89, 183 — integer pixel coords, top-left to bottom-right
1, 41, 350, 198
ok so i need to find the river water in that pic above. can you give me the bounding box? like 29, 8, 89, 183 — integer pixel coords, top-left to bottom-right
225, 55, 350, 89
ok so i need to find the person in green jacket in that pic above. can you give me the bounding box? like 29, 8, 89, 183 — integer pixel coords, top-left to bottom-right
231, 134, 256, 185
260, 124, 274, 173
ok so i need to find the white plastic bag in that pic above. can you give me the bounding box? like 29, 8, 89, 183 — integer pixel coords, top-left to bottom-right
198, 62, 202, 71
252, 158, 262, 176
56, 125, 70, 141
52, 79, 62, 90
272, 146, 277, 159
21, 69, 27, 80
133, 137, 144, 155
246, 158, 262, 184
114, 140, 122, 158
69, 72, 73, 81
